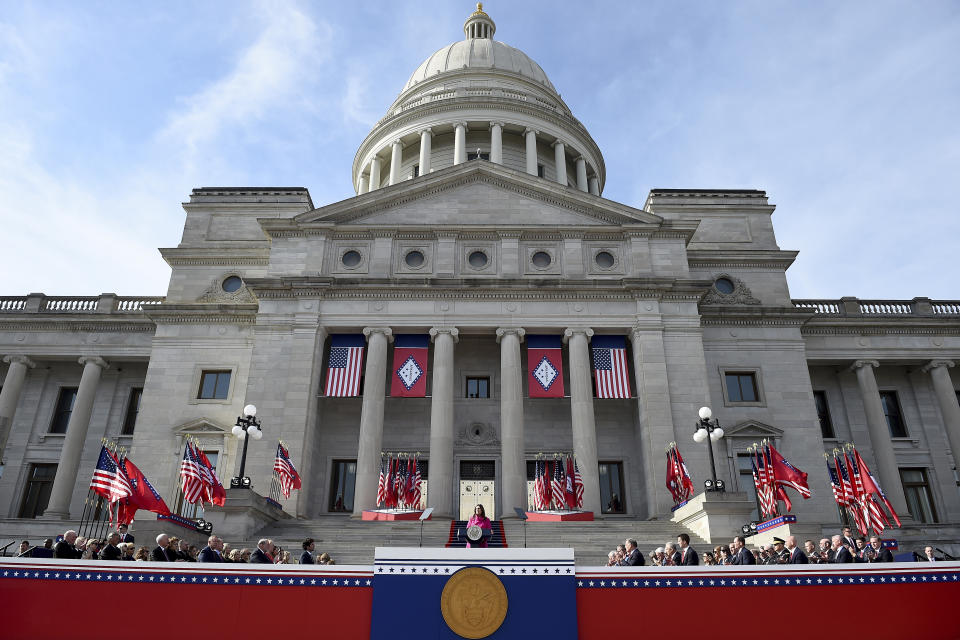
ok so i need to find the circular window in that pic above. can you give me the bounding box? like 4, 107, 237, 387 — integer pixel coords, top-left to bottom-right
531, 251, 552, 268
341, 250, 362, 268
468, 251, 489, 268
714, 277, 735, 294
404, 250, 425, 268
222, 276, 243, 293
595, 251, 615, 269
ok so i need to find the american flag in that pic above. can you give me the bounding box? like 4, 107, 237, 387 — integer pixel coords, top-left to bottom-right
411, 458, 422, 509
196, 447, 226, 506
591, 336, 631, 399
273, 442, 302, 499
551, 460, 565, 510
751, 453, 766, 515
376, 458, 387, 507
837, 452, 867, 535
90, 446, 132, 503
325, 334, 365, 397
396, 458, 408, 508
573, 457, 584, 509
179, 442, 206, 505
846, 451, 874, 533
533, 460, 544, 510
755, 448, 774, 516
826, 460, 845, 507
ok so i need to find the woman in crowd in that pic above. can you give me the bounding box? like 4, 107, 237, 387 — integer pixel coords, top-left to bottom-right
718, 547, 732, 565
702, 551, 715, 565
228, 549, 242, 562
318, 552, 331, 565
134, 546, 149, 561
239, 548, 252, 562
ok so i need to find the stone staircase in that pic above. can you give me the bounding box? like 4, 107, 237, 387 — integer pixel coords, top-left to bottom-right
242, 516, 709, 566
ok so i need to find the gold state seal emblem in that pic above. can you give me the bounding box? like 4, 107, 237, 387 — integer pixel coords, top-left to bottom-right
440, 567, 508, 639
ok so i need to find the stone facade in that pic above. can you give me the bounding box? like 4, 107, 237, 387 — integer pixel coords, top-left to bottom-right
1, 7, 959, 553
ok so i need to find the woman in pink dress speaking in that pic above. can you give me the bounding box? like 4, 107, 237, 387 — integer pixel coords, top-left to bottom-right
466, 504, 491, 548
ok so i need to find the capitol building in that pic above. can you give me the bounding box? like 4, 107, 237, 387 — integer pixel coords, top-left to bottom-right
1, 5, 959, 554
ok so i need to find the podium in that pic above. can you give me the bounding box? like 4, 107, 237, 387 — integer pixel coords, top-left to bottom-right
457, 526, 493, 546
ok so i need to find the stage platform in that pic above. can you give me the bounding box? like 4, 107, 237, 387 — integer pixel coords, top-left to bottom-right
526, 510, 594, 521
361, 509, 427, 521
2, 552, 958, 639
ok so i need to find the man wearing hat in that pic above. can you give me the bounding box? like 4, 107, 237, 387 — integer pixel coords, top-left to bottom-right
770, 537, 790, 564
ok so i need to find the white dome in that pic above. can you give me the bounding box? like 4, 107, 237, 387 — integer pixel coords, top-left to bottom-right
403, 38, 556, 93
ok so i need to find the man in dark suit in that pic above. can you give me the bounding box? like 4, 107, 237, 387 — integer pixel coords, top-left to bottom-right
198, 536, 224, 563
100, 533, 122, 561
923, 546, 939, 562
731, 536, 756, 565
249, 539, 274, 564
841, 527, 857, 552
832, 535, 854, 563
117, 524, 135, 545
868, 536, 894, 562
619, 538, 644, 566
151, 533, 177, 561
299, 538, 316, 565
677, 533, 699, 565
54, 530, 82, 559
786, 536, 808, 564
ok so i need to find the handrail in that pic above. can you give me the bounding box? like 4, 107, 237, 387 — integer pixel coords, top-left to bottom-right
0, 540, 17, 557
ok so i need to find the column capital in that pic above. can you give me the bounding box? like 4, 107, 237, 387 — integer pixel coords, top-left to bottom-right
489, 121, 505, 129
523, 128, 539, 136
418, 127, 433, 137
78, 356, 109, 370
454, 121, 469, 129
551, 138, 565, 148
429, 327, 460, 343
496, 327, 525, 343
849, 359, 879, 373
3, 355, 36, 369
575, 155, 586, 163
562, 327, 594, 343
392, 138, 404, 148
922, 359, 955, 373
362, 327, 394, 342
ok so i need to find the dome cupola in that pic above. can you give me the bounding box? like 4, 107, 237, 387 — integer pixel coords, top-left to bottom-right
352, 5, 605, 198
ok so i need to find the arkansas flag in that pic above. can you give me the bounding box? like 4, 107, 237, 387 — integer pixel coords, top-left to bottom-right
391, 334, 429, 397
527, 335, 564, 398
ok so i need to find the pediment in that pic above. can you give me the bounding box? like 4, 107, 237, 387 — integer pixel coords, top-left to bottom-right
284, 162, 662, 230
173, 417, 230, 436
723, 420, 784, 440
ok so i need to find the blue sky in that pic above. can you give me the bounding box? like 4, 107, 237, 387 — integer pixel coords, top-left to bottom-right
1, 1, 958, 299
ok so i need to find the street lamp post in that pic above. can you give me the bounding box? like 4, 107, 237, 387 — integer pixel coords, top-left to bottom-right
230, 404, 263, 488
693, 406, 725, 492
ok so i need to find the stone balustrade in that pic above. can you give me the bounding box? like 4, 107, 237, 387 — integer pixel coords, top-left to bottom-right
793, 296, 960, 317
0, 294, 165, 313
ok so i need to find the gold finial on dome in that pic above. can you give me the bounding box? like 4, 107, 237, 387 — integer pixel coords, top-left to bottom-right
473, 2, 486, 14
464, 2, 495, 39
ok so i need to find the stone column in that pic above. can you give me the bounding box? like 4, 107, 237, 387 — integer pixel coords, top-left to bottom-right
564, 328, 602, 514
496, 327, 526, 518
369, 155, 381, 191
44, 356, 108, 518
923, 360, 960, 470
352, 327, 393, 516
850, 360, 910, 516
575, 156, 588, 192
552, 139, 567, 185
489, 122, 504, 164
418, 128, 433, 175
0, 355, 36, 462
454, 122, 468, 165
357, 174, 369, 195
524, 128, 539, 175
428, 327, 459, 517
588, 176, 600, 196
389, 139, 403, 186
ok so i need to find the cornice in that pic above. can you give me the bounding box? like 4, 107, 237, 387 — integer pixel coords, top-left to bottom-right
687, 250, 799, 271
699, 305, 812, 328
159, 247, 271, 267
0, 320, 156, 333
143, 303, 259, 325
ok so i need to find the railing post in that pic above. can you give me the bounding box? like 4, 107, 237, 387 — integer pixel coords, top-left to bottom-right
96, 293, 118, 314
911, 297, 934, 316
840, 296, 860, 316
24, 293, 46, 313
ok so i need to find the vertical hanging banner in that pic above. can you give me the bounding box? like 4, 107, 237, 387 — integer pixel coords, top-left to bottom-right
591, 335, 631, 399
527, 335, 565, 398
391, 334, 429, 397
326, 334, 366, 397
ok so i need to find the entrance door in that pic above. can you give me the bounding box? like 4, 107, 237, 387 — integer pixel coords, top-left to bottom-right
459, 460, 495, 520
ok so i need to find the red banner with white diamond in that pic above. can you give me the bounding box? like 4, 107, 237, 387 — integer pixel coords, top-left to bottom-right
527, 335, 565, 398
390, 334, 429, 397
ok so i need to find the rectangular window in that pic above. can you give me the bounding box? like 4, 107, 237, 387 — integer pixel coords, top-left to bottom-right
813, 390, 835, 439
537, 164, 545, 178
198, 370, 231, 400
49, 387, 78, 433
880, 391, 907, 437
466, 377, 490, 399
329, 460, 357, 512
121, 388, 143, 435
725, 373, 758, 403
176, 451, 218, 519
18, 463, 57, 518
599, 461, 625, 514
900, 467, 938, 523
